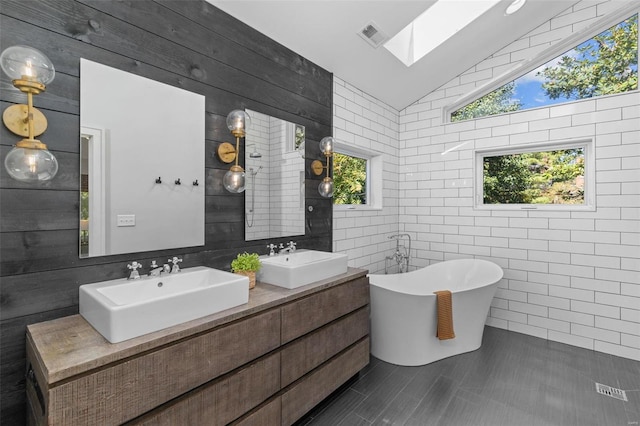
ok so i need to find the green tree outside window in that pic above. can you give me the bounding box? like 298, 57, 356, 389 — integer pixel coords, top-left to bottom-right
483, 148, 585, 205
333, 152, 367, 205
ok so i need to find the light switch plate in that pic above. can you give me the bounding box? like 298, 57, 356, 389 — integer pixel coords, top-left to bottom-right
117, 214, 135, 227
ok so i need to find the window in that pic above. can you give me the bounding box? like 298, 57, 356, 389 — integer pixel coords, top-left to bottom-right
475, 140, 595, 210
334, 152, 367, 205
333, 143, 383, 210
451, 13, 638, 122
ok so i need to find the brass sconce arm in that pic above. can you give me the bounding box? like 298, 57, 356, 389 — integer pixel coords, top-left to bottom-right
3, 89, 48, 147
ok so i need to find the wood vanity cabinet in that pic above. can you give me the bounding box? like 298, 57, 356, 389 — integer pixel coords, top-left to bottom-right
26, 269, 370, 426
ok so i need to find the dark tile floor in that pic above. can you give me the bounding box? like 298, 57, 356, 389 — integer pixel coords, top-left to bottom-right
296, 327, 640, 426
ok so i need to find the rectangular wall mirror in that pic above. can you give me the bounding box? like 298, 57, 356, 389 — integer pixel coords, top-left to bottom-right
244, 109, 305, 241
79, 59, 205, 257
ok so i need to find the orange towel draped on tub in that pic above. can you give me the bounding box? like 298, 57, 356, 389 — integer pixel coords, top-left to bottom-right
433, 290, 455, 340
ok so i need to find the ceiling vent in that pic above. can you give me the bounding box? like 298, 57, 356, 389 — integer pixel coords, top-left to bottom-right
358, 21, 388, 48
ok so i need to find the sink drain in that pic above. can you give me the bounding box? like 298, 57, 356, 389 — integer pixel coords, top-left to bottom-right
595, 383, 628, 401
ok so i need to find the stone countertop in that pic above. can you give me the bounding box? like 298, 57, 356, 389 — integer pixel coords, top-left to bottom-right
27, 267, 368, 385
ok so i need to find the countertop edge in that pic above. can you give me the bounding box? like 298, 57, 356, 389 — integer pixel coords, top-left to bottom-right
27, 267, 369, 384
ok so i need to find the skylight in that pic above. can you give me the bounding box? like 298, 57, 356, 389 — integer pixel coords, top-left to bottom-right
384, 0, 501, 67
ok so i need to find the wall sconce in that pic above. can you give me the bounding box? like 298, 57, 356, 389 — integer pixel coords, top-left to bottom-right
217, 109, 251, 193
311, 136, 334, 198
1, 45, 58, 182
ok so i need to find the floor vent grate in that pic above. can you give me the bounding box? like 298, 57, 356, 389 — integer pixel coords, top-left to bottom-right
595, 383, 628, 401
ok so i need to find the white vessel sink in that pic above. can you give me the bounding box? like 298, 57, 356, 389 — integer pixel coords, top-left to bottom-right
258, 250, 348, 289
80, 266, 249, 343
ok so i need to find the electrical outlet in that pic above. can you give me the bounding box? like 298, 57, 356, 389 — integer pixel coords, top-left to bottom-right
117, 214, 135, 227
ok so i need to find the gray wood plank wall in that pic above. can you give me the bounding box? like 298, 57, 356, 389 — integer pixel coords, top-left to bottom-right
0, 1, 333, 423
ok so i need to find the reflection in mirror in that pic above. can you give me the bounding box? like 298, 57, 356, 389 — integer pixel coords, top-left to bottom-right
244, 109, 305, 241
79, 59, 205, 257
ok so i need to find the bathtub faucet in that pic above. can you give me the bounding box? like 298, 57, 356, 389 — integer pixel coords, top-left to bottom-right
385, 233, 411, 274
388, 233, 411, 241
387, 250, 409, 266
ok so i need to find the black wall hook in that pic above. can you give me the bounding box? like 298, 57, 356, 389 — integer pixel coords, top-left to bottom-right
193, 179, 199, 186
155, 177, 162, 184
175, 178, 181, 185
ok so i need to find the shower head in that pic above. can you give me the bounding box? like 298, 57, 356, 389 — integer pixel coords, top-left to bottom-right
246, 143, 262, 158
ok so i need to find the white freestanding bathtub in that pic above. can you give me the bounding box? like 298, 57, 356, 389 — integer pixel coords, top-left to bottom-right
369, 259, 503, 366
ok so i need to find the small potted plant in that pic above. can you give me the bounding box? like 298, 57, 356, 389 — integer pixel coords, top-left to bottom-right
231, 252, 261, 289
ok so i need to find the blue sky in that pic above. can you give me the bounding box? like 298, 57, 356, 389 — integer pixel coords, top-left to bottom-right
513, 78, 568, 110
511, 44, 584, 110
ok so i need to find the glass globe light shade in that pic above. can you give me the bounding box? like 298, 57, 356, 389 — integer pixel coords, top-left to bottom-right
226, 110, 251, 135
318, 178, 334, 198
223, 166, 246, 193
5, 146, 58, 182
0, 45, 55, 85
319, 136, 334, 155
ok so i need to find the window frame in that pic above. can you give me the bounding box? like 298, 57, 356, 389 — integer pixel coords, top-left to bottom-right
474, 139, 596, 211
443, 4, 639, 123
333, 142, 383, 211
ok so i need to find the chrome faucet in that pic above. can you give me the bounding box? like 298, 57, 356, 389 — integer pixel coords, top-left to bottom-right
148, 260, 170, 277
127, 261, 142, 280
168, 256, 182, 273
385, 234, 411, 274
278, 241, 297, 255
267, 243, 278, 256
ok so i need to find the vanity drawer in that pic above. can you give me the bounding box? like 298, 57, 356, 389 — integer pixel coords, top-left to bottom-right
46, 309, 280, 425
281, 337, 370, 426
280, 276, 369, 344
281, 306, 369, 387
130, 353, 280, 425
231, 396, 281, 426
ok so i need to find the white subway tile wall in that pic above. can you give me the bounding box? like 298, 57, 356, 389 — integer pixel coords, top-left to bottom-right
245, 111, 271, 240
332, 78, 400, 272
332, 0, 640, 360
246, 111, 304, 240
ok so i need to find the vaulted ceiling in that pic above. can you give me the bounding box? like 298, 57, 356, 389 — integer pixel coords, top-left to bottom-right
210, 0, 581, 110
